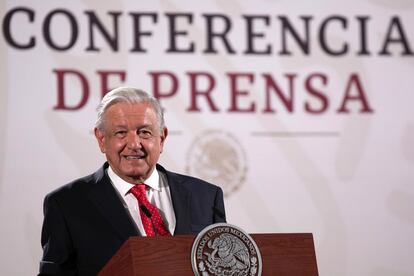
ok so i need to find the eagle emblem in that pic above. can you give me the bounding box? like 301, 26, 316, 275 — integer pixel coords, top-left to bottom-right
192, 223, 262, 276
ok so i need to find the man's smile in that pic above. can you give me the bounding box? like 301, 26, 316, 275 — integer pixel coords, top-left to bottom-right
124, 155, 145, 160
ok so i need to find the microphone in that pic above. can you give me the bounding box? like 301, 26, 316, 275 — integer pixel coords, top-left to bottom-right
139, 204, 158, 236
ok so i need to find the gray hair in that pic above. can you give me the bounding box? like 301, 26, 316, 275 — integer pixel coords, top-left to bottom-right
95, 87, 165, 131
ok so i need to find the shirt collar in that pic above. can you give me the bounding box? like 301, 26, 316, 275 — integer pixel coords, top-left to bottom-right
107, 166, 160, 196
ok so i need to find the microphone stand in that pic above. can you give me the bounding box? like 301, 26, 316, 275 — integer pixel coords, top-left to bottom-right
140, 204, 158, 236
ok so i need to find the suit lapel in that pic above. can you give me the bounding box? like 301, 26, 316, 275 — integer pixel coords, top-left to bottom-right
157, 164, 192, 235
87, 164, 139, 240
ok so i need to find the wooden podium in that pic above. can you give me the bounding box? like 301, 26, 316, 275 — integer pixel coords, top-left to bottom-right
98, 233, 318, 275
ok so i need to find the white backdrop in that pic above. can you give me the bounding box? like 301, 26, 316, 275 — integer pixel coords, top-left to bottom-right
1, 1, 414, 275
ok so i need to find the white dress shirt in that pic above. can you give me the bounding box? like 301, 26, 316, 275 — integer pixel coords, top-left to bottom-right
107, 166, 176, 236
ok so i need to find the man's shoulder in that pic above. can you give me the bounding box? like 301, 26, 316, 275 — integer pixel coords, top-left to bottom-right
157, 163, 220, 191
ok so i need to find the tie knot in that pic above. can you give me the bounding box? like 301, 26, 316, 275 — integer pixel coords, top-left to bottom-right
130, 184, 147, 200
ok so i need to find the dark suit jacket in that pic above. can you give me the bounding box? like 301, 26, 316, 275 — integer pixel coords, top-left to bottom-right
39, 163, 226, 276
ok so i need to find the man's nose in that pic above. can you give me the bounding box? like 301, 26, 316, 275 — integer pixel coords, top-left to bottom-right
126, 132, 142, 149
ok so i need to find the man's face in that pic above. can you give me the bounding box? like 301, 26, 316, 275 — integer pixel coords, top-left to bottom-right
95, 102, 167, 184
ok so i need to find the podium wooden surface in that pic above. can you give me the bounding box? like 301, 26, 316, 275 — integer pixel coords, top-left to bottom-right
99, 233, 318, 276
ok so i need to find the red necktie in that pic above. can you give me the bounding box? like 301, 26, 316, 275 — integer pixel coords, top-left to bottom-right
129, 184, 171, 237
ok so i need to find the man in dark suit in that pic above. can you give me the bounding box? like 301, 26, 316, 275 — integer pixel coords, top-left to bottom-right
39, 87, 226, 276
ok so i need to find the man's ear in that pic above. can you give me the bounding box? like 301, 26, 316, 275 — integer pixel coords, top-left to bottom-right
94, 127, 106, 153
159, 127, 168, 153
